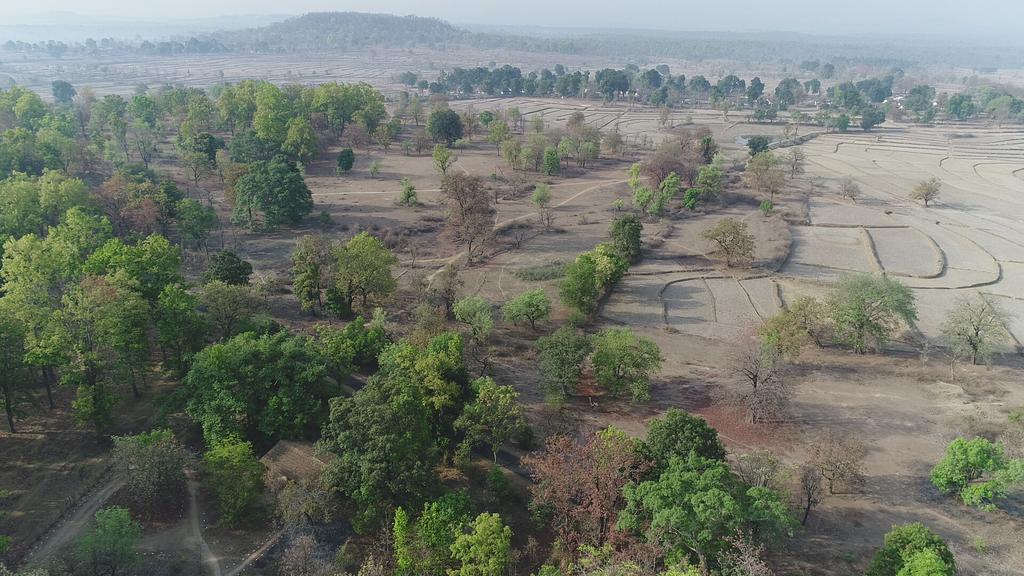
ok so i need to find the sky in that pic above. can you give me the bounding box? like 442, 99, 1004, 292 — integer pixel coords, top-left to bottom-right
2, 0, 1023, 37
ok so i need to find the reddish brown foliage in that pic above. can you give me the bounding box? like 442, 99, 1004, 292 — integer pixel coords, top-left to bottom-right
522, 427, 651, 555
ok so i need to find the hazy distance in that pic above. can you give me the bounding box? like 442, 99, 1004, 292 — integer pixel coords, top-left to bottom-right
2, 0, 1023, 39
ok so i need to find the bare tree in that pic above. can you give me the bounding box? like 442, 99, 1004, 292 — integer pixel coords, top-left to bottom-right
432, 263, 463, 318
730, 337, 790, 424
743, 151, 787, 202
941, 295, 1010, 365
796, 464, 824, 525
910, 177, 941, 207
720, 532, 774, 576
701, 218, 755, 267
733, 450, 786, 491
441, 173, 495, 264
810, 430, 867, 494
838, 177, 861, 203
280, 534, 335, 576
785, 148, 806, 178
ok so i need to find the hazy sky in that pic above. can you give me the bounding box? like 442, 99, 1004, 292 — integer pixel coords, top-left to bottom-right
3, 0, 1023, 36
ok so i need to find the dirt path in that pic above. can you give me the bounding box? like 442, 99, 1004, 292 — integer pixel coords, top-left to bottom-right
224, 528, 285, 576
187, 479, 223, 576
24, 474, 124, 567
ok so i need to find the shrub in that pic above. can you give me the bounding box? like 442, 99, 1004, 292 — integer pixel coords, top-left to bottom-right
502, 289, 551, 330
514, 262, 566, 282
75, 507, 141, 576
336, 148, 355, 172
866, 523, 955, 576
202, 250, 253, 285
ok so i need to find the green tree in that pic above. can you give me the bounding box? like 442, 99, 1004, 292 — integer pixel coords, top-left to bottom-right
746, 135, 771, 156
502, 289, 551, 330
643, 409, 726, 470
336, 148, 355, 172
55, 274, 150, 431
282, 117, 318, 164
500, 138, 523, 170
409, 491, 474, 574
618, 454, 793, 576
859, 105, 886, 131
155, 284, 208, 374
433, 144, 456, 176
486, 120, 510, 151
427, 108, 464, 146
203, 438, 266, 526
111, 429, 188, 518
0, 309, 30, 433
198, 280, 260, 340
184, 331, 328, 445
313, 313, 390, 377
542, 146, 561, 176
75, 507, 141, 576
931, 437, 1021, 510
590, 328, 662, 402
827, 274, 917, 353
399, 177, 418, 206
561, 252, 602, 315
759, 308, 812, 360
453, 296, 494, 343
291, 234, 336, 314
897, 549, 956, 576
176, 130, 224, 188
866, 523, 956, 576
174, 198, 217, 251
610, 215, 643, 262
232, 155, 313, 230
531, 183, 553, 228
536, 326, 591, 403
52, 80, 76, 105
330, 232, 397, 316
321, 366, 439, 531
83, 234, 182, 302
449, 513, 512, 576
253, 83, 289, 144
202, 250, 253, 285
946, 94, 976, 121
454, 378, 525, 462
696, 164, 723, 202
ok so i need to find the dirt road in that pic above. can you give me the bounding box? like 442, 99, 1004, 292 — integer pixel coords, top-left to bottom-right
187, 479, 222, 576
23, 474, 124, 567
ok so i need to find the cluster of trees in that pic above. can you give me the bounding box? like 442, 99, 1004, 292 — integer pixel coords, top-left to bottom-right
522, 411, 792, 575
559, 215, 641, 317
2, 36, 227, 58
290, 232, 398, 317
318, 327, 526, 531
2, 78, 396, 235
627, 127, 722, 215
477, 109, 605, 176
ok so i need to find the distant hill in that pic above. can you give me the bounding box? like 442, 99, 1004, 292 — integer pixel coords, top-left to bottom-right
207, 12, 1023, 69
216, 12, 466, 52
